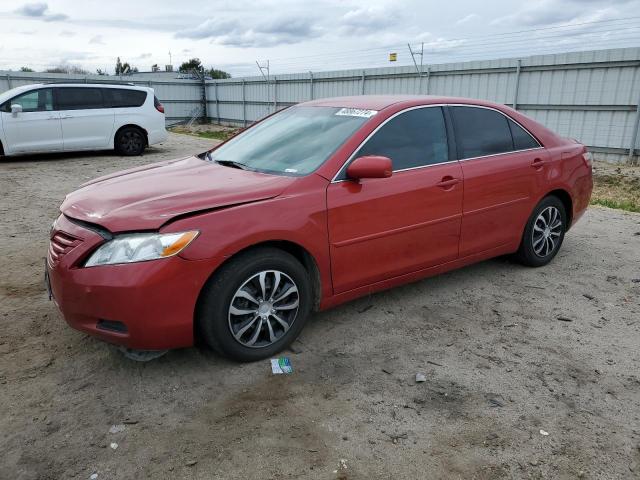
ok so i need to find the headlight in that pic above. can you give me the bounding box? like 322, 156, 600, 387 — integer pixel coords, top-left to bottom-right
84, 231, 199, 267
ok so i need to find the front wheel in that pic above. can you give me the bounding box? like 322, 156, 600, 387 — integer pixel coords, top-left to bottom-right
196, 248, 312, 362
516, 196, 567, 267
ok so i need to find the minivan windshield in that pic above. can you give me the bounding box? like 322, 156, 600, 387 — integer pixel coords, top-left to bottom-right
208, 106, 374, 175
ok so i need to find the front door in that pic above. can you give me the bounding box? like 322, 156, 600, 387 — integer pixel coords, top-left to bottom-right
1, 88, 62, 154
327, 106, 463, 294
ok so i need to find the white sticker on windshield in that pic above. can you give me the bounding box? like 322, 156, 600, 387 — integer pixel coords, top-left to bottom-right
285, 168, 298, 173
335, 108, 378, 118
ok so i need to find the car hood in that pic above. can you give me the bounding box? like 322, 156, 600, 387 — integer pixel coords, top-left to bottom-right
61, 155, 296, 232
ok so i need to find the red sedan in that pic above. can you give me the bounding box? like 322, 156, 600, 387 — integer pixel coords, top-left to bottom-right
47, 95, 593, 361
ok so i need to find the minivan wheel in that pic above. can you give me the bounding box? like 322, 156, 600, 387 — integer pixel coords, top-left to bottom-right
197, 247, 312, 362
516, 196, 567, 267
115, 127, 145, 156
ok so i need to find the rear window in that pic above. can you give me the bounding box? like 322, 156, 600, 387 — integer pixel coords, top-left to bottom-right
56, 87, 104, 110
451, 106, 514, 158
508, 119, 540, 150
103, 88, 147, 108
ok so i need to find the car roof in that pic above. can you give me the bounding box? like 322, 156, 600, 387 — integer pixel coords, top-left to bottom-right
300, 94, 506, 111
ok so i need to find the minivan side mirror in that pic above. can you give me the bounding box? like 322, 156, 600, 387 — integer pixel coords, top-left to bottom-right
346, 155, 393, 180
11, 104, 22, 116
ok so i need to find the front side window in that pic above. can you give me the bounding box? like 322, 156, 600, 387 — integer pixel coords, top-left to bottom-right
350, 106, 449, 173
208, 106, 371, 176
56, 87, 104, 110
451, 106, 514, 158
2, 88, 53, 112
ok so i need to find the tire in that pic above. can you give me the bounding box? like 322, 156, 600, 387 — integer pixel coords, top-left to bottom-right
516, 195, 567, 267
115, 127, 145, 156
196, 247, 312, 362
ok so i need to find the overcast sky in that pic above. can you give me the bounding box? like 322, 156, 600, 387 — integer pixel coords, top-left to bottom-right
1, 0, 639, 76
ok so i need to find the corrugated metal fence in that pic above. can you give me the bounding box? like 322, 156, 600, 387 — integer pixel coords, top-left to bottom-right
1, 47, 639, 163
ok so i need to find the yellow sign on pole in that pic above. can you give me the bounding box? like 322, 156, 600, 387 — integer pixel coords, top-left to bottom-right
389, 53, 397, 62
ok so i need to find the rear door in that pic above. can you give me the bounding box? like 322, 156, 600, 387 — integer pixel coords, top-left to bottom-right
327, 106, 463, 294
55, 87, 114, 150
0, 88, 62, 154
450, 105, 547, 256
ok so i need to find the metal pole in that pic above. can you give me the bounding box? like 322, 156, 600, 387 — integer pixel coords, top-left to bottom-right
201, 75, 207, 123
273, 77, 277, 113
361, 70, 366, 95
214, 82, 220, 124
425, 67, 431, 95
242, 79, 246, 127
513, 59, 522, 110
629, 90, 640, 164
6, 73, 12, 89
309, 71, 314, 100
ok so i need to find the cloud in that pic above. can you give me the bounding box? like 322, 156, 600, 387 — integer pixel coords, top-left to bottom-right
339, 6, 399, 35
456, 13, 479, 25
15, 2, 68, 22
59, 30, 75, 37
175, 16, 321, 47
89, 35, 104, 44
139, 53, 152, 59
491, 0, 632, 27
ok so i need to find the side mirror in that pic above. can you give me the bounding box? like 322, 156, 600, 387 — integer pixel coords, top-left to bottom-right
11, 104, 22, 116
346, 155, 392, 180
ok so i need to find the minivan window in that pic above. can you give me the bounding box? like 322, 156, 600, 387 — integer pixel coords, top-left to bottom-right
351, 106, 449, 172
451, 106, 513, 158
208, 106, 370, 176
56, 87, 104, 110
508, 118, 540, 150
103, 88, 146, 108
1, 88, 53, 112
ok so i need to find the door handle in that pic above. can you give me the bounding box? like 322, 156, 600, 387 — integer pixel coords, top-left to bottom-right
436, 176, 461, 189
530, 158, 546, 169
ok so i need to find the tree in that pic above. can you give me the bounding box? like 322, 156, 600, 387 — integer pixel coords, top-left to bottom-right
96, 68, 108, 76
179, 58, 203, 73
20, 66, 34, 72
44, 65, 89, 74
151, 63, 159, 72
208, 68, 231, 79
115, 57, 137, 75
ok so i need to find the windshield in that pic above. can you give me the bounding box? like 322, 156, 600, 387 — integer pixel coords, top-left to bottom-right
208, 106, 374, 175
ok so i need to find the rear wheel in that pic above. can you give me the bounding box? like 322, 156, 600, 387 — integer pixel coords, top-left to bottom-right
197, 248, 312, 362
115, 127, 145, 156
516, 196, 567, 267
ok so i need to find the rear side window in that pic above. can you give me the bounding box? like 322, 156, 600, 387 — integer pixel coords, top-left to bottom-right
56, 88, 104, 110
352, 107, 449, 172
508, 119, 540, 150
103, 88, 147, 108
451, 106, 513, 158
1, 88, 53, 112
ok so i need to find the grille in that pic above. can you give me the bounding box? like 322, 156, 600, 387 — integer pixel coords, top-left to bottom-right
48, 231, 81, 267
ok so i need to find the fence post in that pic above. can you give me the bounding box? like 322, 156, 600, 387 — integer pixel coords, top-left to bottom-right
629, 91, 640, 164
214, 82, 220, 124
273, 77, 277, 113
6, 73, 12, 89
513, 59, 522, 110
425, 67, 431, 95
242, 79, 246, 127
361, 70, 366, 95
201, 75, 208, 123
309, 71, 314, 100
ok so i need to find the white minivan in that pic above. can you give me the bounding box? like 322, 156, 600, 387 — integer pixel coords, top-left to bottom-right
0, 83, 167, 156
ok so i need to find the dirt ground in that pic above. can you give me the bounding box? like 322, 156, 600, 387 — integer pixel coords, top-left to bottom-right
1, 133, 640, 480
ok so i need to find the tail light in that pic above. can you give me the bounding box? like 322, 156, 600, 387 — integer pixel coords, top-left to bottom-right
582, 150, 593, 168
154, 96, 165, 114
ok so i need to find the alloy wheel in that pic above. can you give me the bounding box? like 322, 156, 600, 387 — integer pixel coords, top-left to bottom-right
532, 206, 563, 257
228, 270, 300, 348
121, 131, 143, 154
